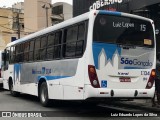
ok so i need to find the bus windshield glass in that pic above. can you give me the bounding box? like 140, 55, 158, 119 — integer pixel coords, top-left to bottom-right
93, 15, 154, 48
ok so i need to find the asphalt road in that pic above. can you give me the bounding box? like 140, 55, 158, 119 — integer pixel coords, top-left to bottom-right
0, 88, 160, 120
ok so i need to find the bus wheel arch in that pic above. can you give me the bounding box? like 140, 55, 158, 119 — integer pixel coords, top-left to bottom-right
8, 77, 20, 97
38, 79, 51, 107
38, 78, 46, 97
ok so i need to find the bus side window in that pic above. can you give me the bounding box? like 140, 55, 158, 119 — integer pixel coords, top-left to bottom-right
63, 22, 86, 58
54, 31, 62, 59
19, 43, 24, 62
29, 40, 34, 61
47, 33, 55, 60
6, 49, 10, 70
34, 38, 41, 61
15, 45, 20, 63
24, 42, 29, 62
64, 25, 78, 58
15, 43, 24, 63
76, 23, 85, 56
2, 49, 9, 71
40, 35, 47, 60
10, 46, 15, 63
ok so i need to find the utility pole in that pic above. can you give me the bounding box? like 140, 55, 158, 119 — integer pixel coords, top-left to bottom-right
45, 6, 49, 27
42, 3, 52, 27
17, 13, 20, 39
13, 8, 22, 39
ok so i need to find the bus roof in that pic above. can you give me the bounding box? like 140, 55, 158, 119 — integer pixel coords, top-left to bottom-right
6, 11, 90, 47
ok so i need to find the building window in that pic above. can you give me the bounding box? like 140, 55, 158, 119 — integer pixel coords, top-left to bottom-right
13, 22, 18, 30
52, 5, 63, 15
12, 22, 24, 30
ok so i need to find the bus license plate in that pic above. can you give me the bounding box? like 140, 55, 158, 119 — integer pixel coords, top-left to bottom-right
119, 77, 131, 82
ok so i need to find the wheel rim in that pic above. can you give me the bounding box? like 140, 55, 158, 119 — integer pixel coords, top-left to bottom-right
10, 84, 13, 94
41, 86, 47, 102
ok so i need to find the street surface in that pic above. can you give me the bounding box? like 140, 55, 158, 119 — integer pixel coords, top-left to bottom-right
0, 88, 160, 120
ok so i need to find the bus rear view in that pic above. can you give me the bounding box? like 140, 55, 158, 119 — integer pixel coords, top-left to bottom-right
86, 10, 156, 99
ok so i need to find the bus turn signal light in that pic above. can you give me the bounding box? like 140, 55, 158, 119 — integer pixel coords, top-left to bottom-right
151, 70, 156, 77
146, 69, 155, 89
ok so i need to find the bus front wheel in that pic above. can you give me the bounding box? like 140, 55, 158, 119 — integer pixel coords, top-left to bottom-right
40, 82, 51, 107
9, 80, 20, 97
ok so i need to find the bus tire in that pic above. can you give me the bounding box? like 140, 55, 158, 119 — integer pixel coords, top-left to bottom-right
9, 80, 20, 97
40, 82, 51, 107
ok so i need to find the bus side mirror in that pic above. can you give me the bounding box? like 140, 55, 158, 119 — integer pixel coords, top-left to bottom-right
2, 53, 5, 61
6, 53, 9, 61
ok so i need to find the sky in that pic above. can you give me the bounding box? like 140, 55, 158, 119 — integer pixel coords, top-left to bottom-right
0, 0, 73, 7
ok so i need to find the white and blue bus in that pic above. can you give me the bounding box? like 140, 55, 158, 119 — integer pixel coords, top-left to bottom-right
1, 10, 156, 106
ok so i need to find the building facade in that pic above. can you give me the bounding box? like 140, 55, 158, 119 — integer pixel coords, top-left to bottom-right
0, 8, 12, 50
0, 0, 73, 50
73, 0, 130, 17
51, 2, 73, 25
73, 0, 160, 52
24, 0, 73, 32
0, 7, 24, 50
24, 0, 52, 34
12, 2, 24, 39
12, 2, 24, 13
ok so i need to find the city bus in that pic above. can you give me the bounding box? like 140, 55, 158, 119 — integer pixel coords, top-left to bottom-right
1, 10, 156, 106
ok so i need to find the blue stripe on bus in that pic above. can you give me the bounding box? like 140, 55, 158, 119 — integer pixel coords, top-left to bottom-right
14, 64, 21, 85
99, 10, 121, 16
38, 76, 70, 81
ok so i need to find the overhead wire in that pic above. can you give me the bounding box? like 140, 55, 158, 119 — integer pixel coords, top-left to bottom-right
0, 21, 12, 25
0, 24, 13, 30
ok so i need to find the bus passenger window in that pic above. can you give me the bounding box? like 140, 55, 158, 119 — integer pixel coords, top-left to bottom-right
24, 42, 29, 62
54, 31, 62, 59
29, 40, 34, 61
19, 43, 24, 62
64, 26, 78, 57
78, 23, 85, 41
10, 46, 15, 63
76, 23, 85, 56
40, 36, 47, 60
34, 38, 41, 61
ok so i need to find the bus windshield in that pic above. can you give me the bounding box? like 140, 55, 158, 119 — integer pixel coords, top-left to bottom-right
93, 15, 154, 48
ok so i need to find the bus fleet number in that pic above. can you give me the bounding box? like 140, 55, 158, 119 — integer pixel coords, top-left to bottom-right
141, 71, 150, 76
